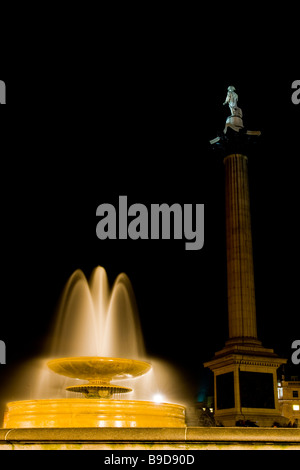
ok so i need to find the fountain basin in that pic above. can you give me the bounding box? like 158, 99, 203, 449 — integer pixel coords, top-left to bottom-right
3, 399, 186, 428
47, 357, 152, 381
47, 356, 152, 398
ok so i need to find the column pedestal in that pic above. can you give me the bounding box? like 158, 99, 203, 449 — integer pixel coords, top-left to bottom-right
204, 343, 287, 427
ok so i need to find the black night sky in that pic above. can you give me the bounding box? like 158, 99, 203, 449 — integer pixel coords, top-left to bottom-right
0, 38, 299, 421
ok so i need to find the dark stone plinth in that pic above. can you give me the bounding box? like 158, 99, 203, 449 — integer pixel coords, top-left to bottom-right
209, 128, 261, 157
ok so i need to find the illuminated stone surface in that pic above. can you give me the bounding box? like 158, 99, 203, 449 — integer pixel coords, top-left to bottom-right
0, 427, 299, 450
47, 356, 151, 398
47, 357, 151, 382
224, 154, 258, 342
3, 399, 186, 428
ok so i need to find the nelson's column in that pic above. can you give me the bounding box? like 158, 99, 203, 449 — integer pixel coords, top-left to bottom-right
204, 86, 287, 427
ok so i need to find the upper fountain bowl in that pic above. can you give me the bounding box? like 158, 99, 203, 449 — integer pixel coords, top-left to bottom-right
47, 356, 152, 382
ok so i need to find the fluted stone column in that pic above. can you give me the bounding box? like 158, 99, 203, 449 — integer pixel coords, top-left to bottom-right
204, 149, 287, 426
224, 153, 259, 344
205, 105, 288, 426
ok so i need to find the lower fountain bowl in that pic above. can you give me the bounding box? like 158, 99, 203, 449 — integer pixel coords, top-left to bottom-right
3, 399, 186, 428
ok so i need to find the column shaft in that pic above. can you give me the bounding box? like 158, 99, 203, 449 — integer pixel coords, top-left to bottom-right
224, 153, 257, 341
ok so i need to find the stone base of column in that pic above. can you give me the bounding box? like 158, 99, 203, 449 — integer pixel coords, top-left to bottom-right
204, 347, 287, 427
213, 410, 288, 428
225, 337, 263, 348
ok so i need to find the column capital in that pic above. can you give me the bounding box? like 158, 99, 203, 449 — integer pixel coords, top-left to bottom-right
209, 128, 261, 158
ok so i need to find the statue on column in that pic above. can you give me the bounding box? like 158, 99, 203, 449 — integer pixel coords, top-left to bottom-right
209, 85, 261, 146
223, 86, 244, 133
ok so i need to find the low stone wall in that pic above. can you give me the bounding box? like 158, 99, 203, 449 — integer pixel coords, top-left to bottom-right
0, 427, 300, 450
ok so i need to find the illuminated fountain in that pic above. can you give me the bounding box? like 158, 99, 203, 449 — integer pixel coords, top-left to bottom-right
3, 266, 186, 428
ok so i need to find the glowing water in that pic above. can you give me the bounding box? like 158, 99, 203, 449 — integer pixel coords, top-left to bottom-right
50, 267, 145, 359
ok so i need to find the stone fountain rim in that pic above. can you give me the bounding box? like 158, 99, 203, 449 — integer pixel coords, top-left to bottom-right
47, 356, 152, 381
